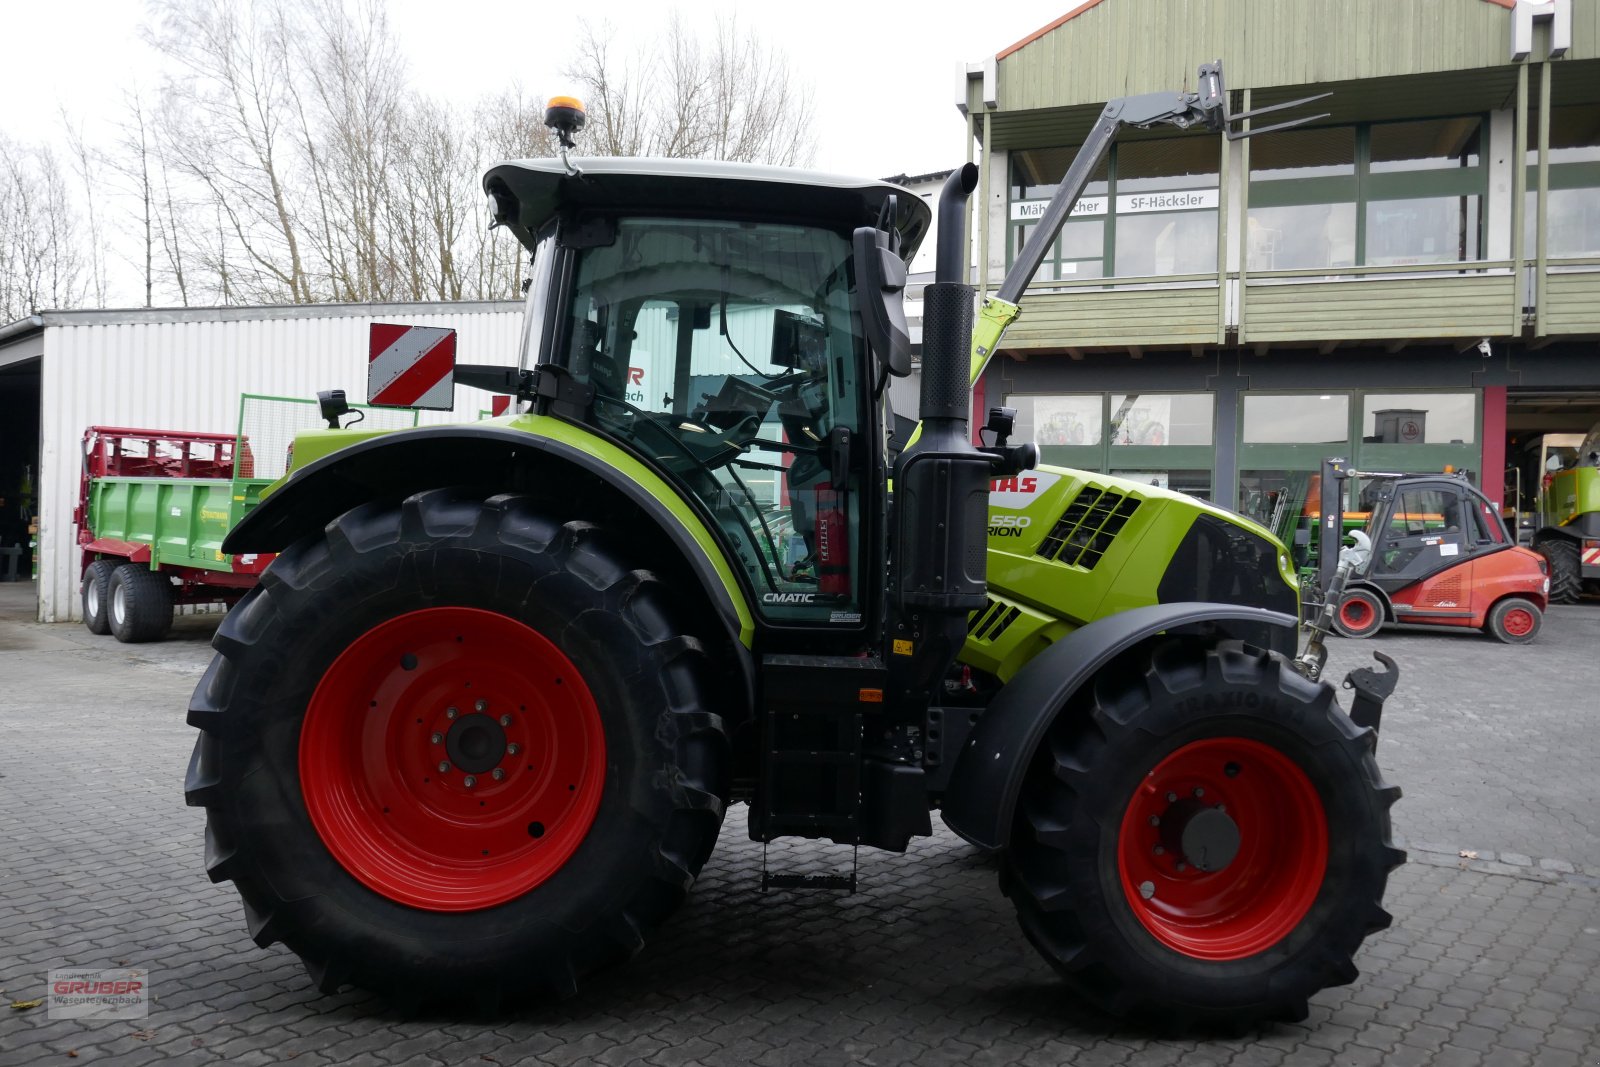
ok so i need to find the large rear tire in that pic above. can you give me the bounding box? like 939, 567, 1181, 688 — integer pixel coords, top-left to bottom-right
185, 490, 730, 1006
1536, 537, 1581, 604
1004, 639, 1403, 1028
81, 560, 119, 635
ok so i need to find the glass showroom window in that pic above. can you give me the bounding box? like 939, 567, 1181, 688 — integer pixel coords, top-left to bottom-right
1364, 117, 1484, 266
1248, 118, 1485, 271
1248, 126, 1357, 271
1108, 393, 1214, 448
1242, 393, 1350, 445
1009, 147, 1109, 280
1361, 393, 1476, 445
1113, 139, 1219, 277
1008, 137, 1218, 280
1524, 105, 1600, 259
1007, 394, 1103, 448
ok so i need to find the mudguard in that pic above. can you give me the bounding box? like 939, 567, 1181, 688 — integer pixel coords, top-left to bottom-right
940, 601, 1299, 852
223, 423, 754, 651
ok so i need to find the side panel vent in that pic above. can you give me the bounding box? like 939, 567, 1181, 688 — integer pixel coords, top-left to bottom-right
968, 597, 1022, 643
1036, 489, 1142, 570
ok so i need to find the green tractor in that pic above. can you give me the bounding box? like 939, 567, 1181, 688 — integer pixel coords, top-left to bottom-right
186, 65, 1403, 1027
1531, 422, 1600, 602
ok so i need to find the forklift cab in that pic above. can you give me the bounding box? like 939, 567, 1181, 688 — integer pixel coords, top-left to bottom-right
1359, 475, 1506, 591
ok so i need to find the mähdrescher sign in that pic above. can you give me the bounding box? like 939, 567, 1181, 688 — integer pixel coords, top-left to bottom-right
1010, 188, 1217, 222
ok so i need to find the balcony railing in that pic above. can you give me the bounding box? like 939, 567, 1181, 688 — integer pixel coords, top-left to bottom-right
985, 256, 1595, 351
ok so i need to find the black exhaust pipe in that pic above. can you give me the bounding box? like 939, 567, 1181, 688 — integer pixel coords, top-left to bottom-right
889, 162, 991, 703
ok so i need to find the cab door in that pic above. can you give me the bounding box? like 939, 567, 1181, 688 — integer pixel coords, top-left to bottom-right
1368, 482, 1476, 595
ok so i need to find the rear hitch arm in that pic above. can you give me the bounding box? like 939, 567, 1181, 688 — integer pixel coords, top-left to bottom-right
1343, 651, 1399, 734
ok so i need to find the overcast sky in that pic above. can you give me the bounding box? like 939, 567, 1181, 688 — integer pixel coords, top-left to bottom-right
2, 0, 1070, 179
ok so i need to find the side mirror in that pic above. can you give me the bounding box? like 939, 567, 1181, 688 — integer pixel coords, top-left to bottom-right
1546, 454, 1564, 473
851, 226, 911, 377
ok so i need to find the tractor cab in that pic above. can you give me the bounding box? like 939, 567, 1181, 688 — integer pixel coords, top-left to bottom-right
1317, 460, 1549, 642
1357, 473, 1507, 591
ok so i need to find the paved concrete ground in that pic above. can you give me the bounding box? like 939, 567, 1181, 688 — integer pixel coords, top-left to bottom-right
1, 579, 1597, 1066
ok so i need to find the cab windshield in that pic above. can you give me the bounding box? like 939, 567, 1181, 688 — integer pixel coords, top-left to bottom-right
556, 216, 868, 625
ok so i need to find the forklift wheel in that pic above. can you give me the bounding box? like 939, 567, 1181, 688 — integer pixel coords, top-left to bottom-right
185, 489, 730, 1007
1486, 597, 1541, 645
1332, 589, 1384, 639
1004, 638, 1403, 1028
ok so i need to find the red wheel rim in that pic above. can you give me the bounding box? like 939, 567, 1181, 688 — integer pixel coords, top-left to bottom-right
299, 607, 606, 911
1502, 607, 1535, 636
1117, 737, 1328, 960
1338, 596, 1374, 633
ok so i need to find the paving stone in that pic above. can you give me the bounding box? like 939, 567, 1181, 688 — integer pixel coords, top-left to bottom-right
3, 593, 1598, 1067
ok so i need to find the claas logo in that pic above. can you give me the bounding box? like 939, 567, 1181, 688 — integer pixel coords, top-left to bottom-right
990, 476, 1038, 494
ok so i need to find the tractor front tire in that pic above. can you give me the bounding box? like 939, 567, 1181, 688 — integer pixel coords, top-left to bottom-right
1332, 588, 1385, 639
1004, 639, 1403, 1028
184, 490, 730, 1007
1537, 537, 1581, 604
107, 564, 174, 643
1486, 597, 1541, 644
82, 560, 119, 635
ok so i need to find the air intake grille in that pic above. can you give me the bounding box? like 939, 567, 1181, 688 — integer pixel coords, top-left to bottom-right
969, 597, 1021, 643
1036, 489, 1142, 570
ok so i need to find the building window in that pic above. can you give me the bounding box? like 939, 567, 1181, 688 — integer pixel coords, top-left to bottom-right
1108, 393, 1214, 447
1242, 394, 1350, 444
1008, 137, 1218, 280
1248, 118, 1485, 271
1361, 393, 1476, 445
1008, 394, 1102, 446
1524, 105, 1600, 259
1247, 127, 1357, 271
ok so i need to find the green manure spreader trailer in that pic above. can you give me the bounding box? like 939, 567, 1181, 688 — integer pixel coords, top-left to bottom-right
187, 67, 1404, 1028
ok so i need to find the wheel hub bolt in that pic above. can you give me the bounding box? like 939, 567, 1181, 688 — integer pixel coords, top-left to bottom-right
492, 768, 505, 781
475, 699, 488, 712
1193, 787, 1205, 798
1153, 846, 1165, 855
499, 715, 511, 727
430, 732, 443, 744
464, 776, 476, 788
1176, 862, 1187, 873
507, 743, 521, 756
437, 760, 450, 773
446, 707, 458, 720
1166, 792, 1178, 803
1138, 880, 1155, 900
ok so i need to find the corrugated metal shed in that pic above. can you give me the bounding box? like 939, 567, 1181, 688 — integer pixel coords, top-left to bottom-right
1, 300, 523, 623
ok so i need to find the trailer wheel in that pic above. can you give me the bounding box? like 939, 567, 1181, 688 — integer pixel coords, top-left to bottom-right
1486, 597, 1541, 644
107, 565, 174, 643
1536, 537, 1581, 604
185, 489, 729, 1006
1331, 588, 1384, 639
1004, 639, 1403, 1028
81, 560, 119, 635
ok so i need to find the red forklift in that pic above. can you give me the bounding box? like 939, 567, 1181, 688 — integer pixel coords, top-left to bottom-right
1316, 458, 1550, 643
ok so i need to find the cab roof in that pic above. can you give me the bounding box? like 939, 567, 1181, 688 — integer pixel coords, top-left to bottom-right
482, 157, 930, 263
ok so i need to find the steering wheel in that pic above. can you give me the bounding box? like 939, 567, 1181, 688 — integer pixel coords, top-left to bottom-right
594, 394, 753, 474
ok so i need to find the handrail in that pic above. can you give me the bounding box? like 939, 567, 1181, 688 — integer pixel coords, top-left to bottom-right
1245, 260, 1514, 281
1021, 271, 1220, 291
1545, 256, 1600, 269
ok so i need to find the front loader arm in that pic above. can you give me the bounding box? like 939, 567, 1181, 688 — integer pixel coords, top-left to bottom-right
967, 61, 1328, 385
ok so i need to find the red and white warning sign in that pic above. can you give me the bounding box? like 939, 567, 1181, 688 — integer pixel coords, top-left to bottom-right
367, 323, 457, 410
1582, 543, 1600, 566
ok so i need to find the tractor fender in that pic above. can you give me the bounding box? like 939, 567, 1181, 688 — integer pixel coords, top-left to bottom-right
939, 602, 1299, 852
223, 423, 755, 672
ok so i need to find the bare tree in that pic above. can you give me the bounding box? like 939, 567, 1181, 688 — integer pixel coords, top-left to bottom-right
563, 13, 816, 166
0, 135, 91, 320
